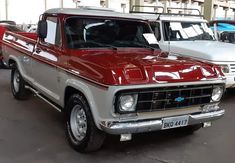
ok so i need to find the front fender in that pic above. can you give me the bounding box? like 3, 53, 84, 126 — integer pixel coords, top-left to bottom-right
64, 79, 104, 129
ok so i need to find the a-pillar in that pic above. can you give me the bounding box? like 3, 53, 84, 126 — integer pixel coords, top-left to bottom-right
129, 0, 144, 12
204, 0, 215, 21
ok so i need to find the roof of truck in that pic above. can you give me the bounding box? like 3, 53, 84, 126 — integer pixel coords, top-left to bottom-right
45, 7, 147, 21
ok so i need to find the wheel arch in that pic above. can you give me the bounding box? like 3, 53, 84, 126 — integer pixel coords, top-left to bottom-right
63, 81, 101, 129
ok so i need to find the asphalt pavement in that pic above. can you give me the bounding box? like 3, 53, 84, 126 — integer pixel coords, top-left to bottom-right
0, 69, 234, 163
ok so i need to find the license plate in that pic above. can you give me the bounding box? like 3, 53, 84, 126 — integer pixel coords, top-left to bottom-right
162, 115, 189, 130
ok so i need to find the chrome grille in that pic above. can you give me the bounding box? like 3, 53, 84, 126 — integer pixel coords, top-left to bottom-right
115, 84, 224, 113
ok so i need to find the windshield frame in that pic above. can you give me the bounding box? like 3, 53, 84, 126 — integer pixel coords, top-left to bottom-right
63, 15, 159, 50
162, 20, 215, 41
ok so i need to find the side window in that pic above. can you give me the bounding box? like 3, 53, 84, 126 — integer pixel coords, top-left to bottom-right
150, 22, 161, 41
44, 17, 61, 46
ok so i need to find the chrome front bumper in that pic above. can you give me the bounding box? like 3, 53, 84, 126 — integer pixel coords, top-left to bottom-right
100, 110, 225, 135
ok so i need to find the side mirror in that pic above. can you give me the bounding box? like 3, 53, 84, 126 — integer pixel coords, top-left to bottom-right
37, 20, 47, 39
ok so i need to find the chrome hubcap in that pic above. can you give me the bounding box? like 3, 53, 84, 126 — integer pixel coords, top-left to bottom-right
70, 105, 87, 141
13, 70, 20, 93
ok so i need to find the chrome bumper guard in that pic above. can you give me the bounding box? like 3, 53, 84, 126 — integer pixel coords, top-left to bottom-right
100, 110, 225, 135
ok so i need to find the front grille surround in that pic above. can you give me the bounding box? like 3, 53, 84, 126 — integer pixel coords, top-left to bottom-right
115, 84, 224, 114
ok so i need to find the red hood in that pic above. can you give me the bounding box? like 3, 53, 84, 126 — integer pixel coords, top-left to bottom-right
67, 48, 223, 85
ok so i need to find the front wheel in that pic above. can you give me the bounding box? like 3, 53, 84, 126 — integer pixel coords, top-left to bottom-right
11, 67, 30, 100
65, 94, 105, 152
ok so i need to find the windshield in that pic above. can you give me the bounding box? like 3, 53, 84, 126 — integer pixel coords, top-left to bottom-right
163, 21, 215, 41
64, 17, 159, 49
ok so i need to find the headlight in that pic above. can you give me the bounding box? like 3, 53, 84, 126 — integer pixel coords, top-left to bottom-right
220, 65, 229, 73
211, 87, 223, 102
119, 94, 138, 112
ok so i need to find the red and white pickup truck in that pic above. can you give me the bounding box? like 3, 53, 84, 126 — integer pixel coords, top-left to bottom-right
2, 7, 226, 152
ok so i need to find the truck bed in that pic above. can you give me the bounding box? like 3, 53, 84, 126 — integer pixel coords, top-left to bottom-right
2, 31, 37, 65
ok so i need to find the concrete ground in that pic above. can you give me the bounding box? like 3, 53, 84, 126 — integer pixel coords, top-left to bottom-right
0, 69, 234, 163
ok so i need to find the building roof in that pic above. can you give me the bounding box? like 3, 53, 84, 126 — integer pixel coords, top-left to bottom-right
45, 7, 147, 21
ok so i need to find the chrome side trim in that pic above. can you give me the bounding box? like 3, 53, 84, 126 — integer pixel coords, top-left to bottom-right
100, 109, 225, 135
25, 85, 62, 112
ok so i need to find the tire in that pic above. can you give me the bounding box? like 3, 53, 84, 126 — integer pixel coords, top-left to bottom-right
65, 94, 106, 152
11, 67, 30, 100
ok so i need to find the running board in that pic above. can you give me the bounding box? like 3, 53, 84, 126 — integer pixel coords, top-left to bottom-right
25, 85, 62, 112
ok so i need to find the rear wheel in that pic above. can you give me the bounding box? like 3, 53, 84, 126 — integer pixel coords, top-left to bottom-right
11, 67, 30, 100
65, 94, 105, 152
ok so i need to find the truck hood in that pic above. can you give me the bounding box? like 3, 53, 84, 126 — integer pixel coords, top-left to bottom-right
68, 48, 223, 86
166, 41, 235, 62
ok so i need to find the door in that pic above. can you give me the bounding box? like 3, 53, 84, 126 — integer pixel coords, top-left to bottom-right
32, 16, 62, 102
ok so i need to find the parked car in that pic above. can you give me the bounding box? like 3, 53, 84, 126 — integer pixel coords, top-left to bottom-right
209, 20, 235, 43
0, 23, 23, 68
26, 24, 37, 33
209, 20, 235, 26
2, 7, 225, 152
0, 20, 16, 25
131, 6, 235, 88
